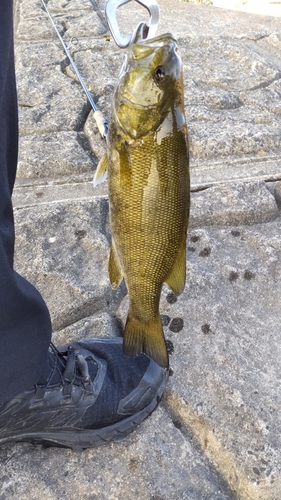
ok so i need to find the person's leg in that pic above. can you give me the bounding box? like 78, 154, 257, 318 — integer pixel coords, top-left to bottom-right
0, 2, 168, 445
0, 0, 52, 403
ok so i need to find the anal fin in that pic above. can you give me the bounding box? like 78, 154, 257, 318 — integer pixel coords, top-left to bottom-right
108, 243, 123, 289
164, 241, 186, 296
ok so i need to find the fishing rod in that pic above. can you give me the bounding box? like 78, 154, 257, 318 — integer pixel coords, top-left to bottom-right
41, 0, 108, 140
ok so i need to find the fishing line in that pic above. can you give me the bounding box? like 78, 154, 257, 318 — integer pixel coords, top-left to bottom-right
41, 0, 159, 139
41, 0, 108, 140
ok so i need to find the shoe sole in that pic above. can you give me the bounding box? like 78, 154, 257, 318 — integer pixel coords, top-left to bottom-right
0, 358, 168, 450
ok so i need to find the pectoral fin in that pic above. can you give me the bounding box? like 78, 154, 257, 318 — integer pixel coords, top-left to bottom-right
93, 154, 108, 187
164, 242, 186, 296
108, 243, 123, 289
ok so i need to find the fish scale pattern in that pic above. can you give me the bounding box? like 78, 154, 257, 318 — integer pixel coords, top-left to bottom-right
109, 128, 189, 320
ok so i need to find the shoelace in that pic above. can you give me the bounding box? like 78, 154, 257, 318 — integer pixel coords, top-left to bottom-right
37, 343, 93, 398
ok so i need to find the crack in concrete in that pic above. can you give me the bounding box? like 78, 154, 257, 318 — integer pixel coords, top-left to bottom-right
238, 34, 272, 43
73, 100, 92, 132
167, 413, 237, 500
57, 49, 106, 161
18, 101, 45, 108
241, 72, 281, 92
242, 37, 281, 71
76, 131, 98, 163
56, 60, 95, 135
88, 0, 109, 32
163, 390, 281, 500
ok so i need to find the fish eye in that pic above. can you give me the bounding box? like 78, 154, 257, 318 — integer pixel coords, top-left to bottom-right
154, 66, 166, 84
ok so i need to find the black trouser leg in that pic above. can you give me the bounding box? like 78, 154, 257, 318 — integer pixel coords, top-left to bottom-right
0, 0, 52, 403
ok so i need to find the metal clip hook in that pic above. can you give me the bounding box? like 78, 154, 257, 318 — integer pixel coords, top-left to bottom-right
105, 0, 159, 48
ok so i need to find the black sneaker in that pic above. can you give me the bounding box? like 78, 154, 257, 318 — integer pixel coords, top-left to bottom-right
0, 338, 168, 449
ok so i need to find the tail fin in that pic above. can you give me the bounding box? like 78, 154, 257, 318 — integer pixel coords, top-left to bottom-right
123, 313, 169, 369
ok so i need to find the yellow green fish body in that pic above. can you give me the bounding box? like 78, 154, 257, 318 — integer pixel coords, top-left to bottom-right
95, 33, 190, 368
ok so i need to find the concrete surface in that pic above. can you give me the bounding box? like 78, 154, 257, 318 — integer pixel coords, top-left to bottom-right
1, 0, 281, 498
213, 1, 281, 17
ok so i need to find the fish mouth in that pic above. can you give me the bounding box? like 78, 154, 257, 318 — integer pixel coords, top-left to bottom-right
129, 32, 178, 65
133, 32, 177, 49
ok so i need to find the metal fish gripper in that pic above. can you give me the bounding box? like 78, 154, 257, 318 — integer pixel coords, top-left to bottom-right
105, 0, 160, 48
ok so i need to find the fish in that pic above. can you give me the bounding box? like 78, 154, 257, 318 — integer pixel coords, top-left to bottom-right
94, 32, 190, 368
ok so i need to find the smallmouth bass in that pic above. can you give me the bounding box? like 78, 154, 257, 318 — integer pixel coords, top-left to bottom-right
94, 33, 190, 368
